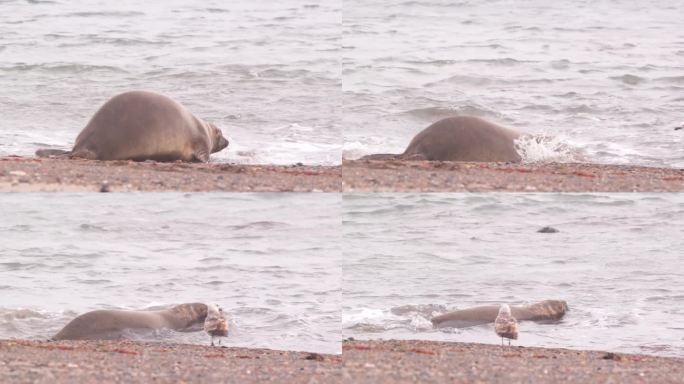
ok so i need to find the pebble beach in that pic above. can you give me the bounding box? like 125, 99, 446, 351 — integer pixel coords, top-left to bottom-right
0, 340, 341, 384
6, 339, 679, 383
0, 157, 340, 192
343, 159, 684, 192
343, 339, 684, 384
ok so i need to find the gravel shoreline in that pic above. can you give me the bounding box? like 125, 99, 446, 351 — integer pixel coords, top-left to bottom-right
343, 339, 684, 383
4, 157, 682, 192
3, 339, 681, 383
0, 157, 341, 192
0, 340, 341, 384
343, 159, 684, 192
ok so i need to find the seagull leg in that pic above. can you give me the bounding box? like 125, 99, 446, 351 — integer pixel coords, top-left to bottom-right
210, 337, 214, 347
508, 339, 511, 347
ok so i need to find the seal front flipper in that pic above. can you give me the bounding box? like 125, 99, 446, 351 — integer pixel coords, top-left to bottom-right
191, 150, 210, 163
35, 149, 71, 158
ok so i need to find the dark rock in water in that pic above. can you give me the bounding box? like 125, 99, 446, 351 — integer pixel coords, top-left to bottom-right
675, 126, 682, 131
538, 226, 559, 233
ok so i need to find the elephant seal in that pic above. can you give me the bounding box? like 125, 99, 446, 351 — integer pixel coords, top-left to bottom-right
53, 303, 220, 340
36, 91, 229, 162
361, 116, 522, 162
431, 299, 568, 328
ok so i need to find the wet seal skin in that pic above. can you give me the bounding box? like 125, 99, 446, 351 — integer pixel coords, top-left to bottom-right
36, 91, 228, 162
361, 116, 521, 162
431, 300, 568, 328
53, 303, 222, 341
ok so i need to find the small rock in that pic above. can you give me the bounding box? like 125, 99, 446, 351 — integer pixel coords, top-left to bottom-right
304, 353, 325, 361
537, 226, 559, 233
100, 182, 111, 193
601, 352, 623, 361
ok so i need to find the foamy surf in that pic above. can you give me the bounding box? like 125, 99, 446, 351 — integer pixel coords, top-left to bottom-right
514, 134, 584, 163
344, 306, 441, 332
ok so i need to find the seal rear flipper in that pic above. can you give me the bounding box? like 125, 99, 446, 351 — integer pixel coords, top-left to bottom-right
35, 149, 71, 158
359, 153, 401, 161
69, 149, 98, 160
401, 153, 429, 161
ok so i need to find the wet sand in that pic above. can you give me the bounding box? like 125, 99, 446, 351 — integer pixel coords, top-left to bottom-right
0, 340, 341, 384
0, 157, 340, 192
343, 339, 684, 384
343, 159, 684, 192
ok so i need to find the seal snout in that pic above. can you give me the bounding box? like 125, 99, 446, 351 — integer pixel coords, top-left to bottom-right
218, 135, 229, 151
209, 123, 229, 153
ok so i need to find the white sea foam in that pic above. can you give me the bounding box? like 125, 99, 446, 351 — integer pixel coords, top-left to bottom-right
514, 134, 582, 163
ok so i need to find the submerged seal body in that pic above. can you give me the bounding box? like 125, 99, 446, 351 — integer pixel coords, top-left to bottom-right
36, 91, 228, 162
362, 116, 522, 162
53, 303, 213, 340
431, 300, 567, 328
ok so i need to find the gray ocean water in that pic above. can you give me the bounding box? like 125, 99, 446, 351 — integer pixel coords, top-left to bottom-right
0, 0, 341, 165
343, 194, 684, 357
343, 0, 684, 167
0, 193, 341, 354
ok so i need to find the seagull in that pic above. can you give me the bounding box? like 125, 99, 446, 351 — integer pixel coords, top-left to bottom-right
494, 304, 518, 347
204, 304, 229, 346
